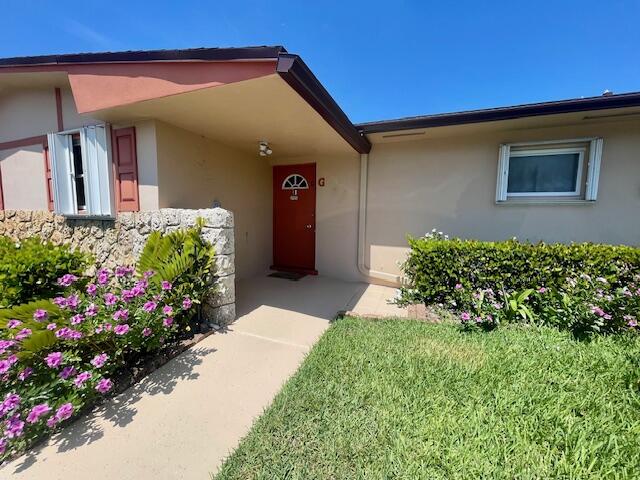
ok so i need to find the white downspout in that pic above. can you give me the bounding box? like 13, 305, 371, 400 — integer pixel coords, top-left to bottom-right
358, 153, 401, 285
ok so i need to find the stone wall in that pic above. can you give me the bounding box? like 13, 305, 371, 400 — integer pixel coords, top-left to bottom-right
0, 208, 235, 326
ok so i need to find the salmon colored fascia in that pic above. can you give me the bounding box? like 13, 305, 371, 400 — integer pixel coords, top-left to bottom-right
65, 61, 277, 113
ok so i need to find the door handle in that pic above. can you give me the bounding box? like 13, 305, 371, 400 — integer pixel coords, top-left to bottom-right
305, 224, 312, 229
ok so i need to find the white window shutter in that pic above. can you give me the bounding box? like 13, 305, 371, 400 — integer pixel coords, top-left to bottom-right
585, 137, 603, 201
80, 125, 114, 216
47, 132, 76, 215
496, 144, 510, 202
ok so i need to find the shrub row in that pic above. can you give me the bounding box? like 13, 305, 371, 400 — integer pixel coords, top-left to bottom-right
401, 233, 640, 306
399, 232, 640, 337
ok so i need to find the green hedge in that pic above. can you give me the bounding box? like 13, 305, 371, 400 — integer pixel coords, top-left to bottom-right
0, 236, 89, 307
402, 236, 640, 306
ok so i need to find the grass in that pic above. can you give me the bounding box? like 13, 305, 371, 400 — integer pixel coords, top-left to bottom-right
214, 317, 640, 479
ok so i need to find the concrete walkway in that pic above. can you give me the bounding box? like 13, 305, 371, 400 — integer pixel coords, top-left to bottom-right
4, 275, 401, 479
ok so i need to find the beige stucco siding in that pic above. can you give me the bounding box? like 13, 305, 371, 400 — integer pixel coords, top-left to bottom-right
0, 145, 48, 210
0, 88, 58, 143
154, 121, 272, 279
364, 119, 640, 277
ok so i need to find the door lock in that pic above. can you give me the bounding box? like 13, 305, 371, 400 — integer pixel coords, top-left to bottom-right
305, 224, 312, 229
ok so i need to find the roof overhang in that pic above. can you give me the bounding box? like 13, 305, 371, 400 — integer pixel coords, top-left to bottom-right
0, 46, 371, 155
358, 92, 640, 135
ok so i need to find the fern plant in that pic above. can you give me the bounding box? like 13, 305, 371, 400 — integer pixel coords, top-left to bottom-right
136, 218, 216, 323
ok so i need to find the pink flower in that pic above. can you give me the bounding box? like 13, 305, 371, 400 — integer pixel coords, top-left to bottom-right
115, 266, 133, 277
7, 319, 21, 329
0, 360, 13, 375
143, 301, 157, 312
65, 294, 79, 310
591, 306, 606, 317
71, 314, 84, 325
163, 317, 174, 328
59, 366, 77, 380
15, 328, 32, 340
460, 312, 471, 321
5, 415, 25, 438
538, 287, 547, 293
55, 327, 82, 340
104, 292, 118, 306
33, 309, 48, 322
86, 283, 98, 296
121, 289, 135, 302
95, 378, 113, 394
53, 296, 67, 308
54, 403, 74, 422
162, 305, 173, 316
26, 404, 51, 424
97, 269, 110, 285
142, 327, 152, 337
57, 274, 78, 287
85, 303, 99, 317
73, 371, 92, 388
114, 324, 130, 335
161, 281, 172, 291
113, 309, 129, 321
17, 367, 33, 381
46, 323, 57, 331
0, 437, 6, 455
0, 393, 20, 416
182, 297, 192, 310
45, 351, 63, 368
454, 283, 463, 290
143, 270, 155, 279
0, 340, 15, 355
90, 353, 108, 368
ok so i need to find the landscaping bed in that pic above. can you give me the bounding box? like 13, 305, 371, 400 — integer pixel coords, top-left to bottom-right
215, 317, 640, 479
0, 221, 217, 460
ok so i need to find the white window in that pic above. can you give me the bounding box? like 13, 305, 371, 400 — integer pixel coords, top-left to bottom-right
47, 125, 115, 217
496, 138, 603, 203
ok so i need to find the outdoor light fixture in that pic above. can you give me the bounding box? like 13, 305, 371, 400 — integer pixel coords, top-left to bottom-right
259, 141, 273, 156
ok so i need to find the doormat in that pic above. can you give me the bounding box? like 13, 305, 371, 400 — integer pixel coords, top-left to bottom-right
268, 271, 307, 281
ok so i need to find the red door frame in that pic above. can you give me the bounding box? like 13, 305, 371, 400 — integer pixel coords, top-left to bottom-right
271, 163, 318, 275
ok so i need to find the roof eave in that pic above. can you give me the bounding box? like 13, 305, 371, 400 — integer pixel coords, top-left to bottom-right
357, 93, 640, 134
0, 46, 287, 67
276, 54, 371, 154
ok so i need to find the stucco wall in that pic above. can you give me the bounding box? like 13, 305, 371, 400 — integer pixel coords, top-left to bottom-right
155, 121, 272, 280
0, 208, 235, 326
366, 119, 640, 277
0, 87, 160, 212
271, 153, 361, 282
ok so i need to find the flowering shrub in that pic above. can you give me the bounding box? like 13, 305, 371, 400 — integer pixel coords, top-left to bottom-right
0, 236, 89, 308
399, 231, 640, 337
399, 231, 640, 308
0, 266, 196, 459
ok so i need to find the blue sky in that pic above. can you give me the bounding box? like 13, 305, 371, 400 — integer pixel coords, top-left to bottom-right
1, 0, 638, 123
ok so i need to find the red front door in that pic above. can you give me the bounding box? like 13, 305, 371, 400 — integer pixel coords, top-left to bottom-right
272, 163, 317, 274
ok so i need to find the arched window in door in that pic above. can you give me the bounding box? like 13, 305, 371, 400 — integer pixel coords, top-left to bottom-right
282, 174, 309, 190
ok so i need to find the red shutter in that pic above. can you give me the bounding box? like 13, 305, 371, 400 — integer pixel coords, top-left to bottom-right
112, 127, 140, 212
43, 145, 54, 211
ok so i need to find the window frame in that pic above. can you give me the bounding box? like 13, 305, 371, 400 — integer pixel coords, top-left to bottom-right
496, 137, 604, 204
47, 124, 115, 218
506, 146, 585, 198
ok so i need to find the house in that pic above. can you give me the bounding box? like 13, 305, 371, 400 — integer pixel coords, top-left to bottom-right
1, 45, 639, 287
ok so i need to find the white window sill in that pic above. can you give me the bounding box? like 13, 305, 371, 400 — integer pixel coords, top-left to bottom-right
496, 199, 596, 206
61, 214, 116, 221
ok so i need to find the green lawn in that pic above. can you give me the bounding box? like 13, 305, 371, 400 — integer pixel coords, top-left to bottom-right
215, 317, 640, 479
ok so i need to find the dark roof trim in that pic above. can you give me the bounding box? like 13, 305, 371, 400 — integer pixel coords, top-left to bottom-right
276, 54, 371, 154
358, 91, 640, 134
0, 46, 286, 67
